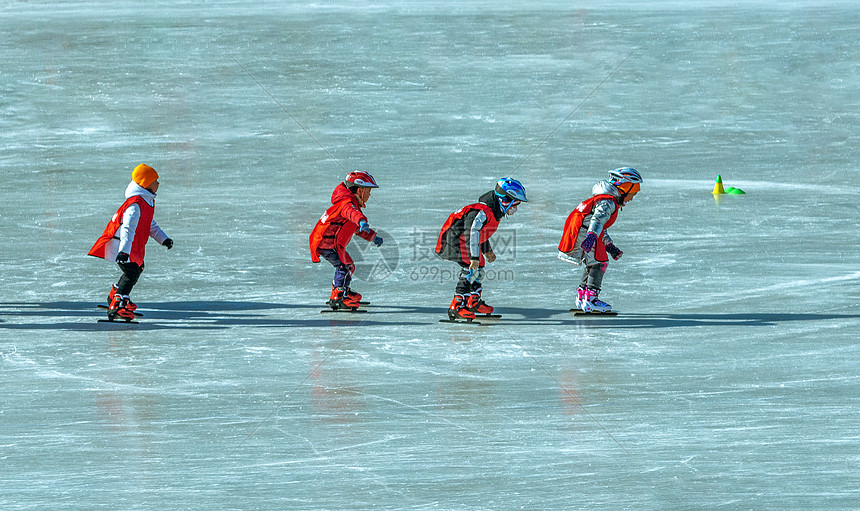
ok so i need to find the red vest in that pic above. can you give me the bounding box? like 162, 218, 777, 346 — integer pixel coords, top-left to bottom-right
435, 203, 500, 265
558, 194, 619, 261
88, 196, 154, 265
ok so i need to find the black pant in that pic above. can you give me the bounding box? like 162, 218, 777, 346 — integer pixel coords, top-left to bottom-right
116, 261, 143, 296
454, 262, 482, 295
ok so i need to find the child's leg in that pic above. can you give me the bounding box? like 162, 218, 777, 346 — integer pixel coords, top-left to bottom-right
467, 267, 485, 297
447, 263, 476, 319
466, 268, 494, 313
575, 226, 592, 290
116, 262, 143, 296
108, 262, 143, 318
318, 249, 350, 288
340, 264, 355, 290
318, 249, 359, 307
455, 264, 473, 296
577, 240, 607, 291
579, 261, 611, 312
580, 262, 606, 291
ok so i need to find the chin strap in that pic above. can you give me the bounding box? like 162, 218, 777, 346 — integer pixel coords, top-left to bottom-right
498, 196, 516, 215
613, 181, 634, 205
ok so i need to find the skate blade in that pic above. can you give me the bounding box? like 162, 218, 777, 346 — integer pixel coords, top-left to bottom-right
476, 314, 502, 318
97, 304, 143, 317
439, 318, 484, 325
571, 309, 618, 316
98, 319, 139, 324
321, 308, 367, 314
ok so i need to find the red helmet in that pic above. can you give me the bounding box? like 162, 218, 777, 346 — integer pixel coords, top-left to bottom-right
344, 171, 379, 188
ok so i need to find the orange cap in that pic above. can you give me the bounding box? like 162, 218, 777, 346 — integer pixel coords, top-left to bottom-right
131, 164, 159, 188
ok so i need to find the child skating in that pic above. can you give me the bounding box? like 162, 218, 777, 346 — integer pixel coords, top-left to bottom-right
435, 177, 527, 322
309, 171, 384, 311
558, 167, 642, 314
88, 164, 173, 321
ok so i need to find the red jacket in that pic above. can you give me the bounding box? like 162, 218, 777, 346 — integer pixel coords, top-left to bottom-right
558, 194, 619, 262
435, 202, 500, 266
88, 195, 154, 266
309, 183, 377, 265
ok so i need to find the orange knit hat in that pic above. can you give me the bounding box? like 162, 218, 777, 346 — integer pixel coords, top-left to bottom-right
131, 164, 159, 188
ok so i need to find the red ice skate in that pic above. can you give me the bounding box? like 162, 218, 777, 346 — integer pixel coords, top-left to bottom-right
448, 295, 476, 321
466, 292, 494, 315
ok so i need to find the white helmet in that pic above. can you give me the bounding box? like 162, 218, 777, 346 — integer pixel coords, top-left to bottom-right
608, 167, 643, 184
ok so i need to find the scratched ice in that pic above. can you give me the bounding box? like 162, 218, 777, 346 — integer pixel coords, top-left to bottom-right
1, 1, 858, 509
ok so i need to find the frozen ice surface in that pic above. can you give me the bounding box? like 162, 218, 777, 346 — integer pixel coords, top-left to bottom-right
1, 1, 859, 509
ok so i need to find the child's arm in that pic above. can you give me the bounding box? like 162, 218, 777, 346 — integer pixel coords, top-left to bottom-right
342, 203, 377, 241
465, 210, 488, 263
356, 227, 376, 242
585, 199, 617, 237
149, 220, 169, 245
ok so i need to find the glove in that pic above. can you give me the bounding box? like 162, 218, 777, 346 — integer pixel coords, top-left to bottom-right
465, 268, 477, 283
359, 220, 370, 233
163, 238, 174, 250
372, 235, 383, 247
606, 243, 623, 260
580, 232, 598, 253
115, 252, 130, 263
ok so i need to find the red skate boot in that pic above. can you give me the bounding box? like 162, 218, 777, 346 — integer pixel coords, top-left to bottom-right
123, 297, 138, 312
466, 292, 494, 315
448, 295, 476, 321
345, 288, 362, 304
328, 287, 360, 310
107, 295, 136, 321
107, 284, 118, 306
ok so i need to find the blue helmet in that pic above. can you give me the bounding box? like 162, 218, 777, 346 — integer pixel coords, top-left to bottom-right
494, 177, 528, 202
494, 177, 527, 215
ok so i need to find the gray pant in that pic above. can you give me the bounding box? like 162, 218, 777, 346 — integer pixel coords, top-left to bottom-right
559, 227, 607, 291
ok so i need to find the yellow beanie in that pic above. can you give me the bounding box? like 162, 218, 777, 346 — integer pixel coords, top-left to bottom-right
131, 164, 159, 188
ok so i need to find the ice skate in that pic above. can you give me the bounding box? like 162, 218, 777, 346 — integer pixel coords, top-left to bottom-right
107, 284, 118, 305
326, 285, 367, 307
466, 292, 500, 317
573, 287, 586, 311
581, 288, 612, 313
324, 287, 363, 312
327, 287, 349, 309
345, 288, 364, 304
107, 295, 136, 321
447, 295, 476, 321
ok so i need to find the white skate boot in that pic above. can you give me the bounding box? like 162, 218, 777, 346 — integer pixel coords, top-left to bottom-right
582, 288, 612, 313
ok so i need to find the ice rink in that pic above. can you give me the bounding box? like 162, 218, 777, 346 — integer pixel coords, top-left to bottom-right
2, 1, 859, 509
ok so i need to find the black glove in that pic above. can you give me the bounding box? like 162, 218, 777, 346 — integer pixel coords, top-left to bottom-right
115, 252, 130, 263
163, 238, 173, 250
580, 232, 597, 253
606, 243, 623, 261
